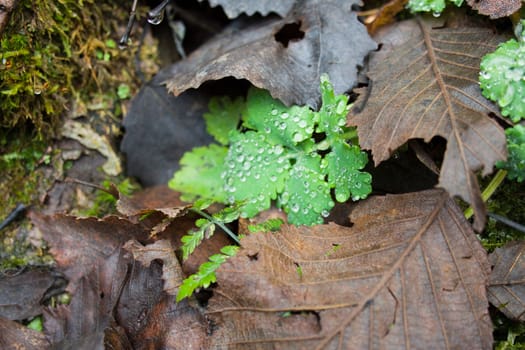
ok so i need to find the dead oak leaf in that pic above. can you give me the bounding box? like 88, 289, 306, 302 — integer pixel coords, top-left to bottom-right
164, 0, 376, 108
197, 0, 295, 18
349, 18, 508, 231
206, 190, 492, 349
29, 212, 148, 292
488, 241, 525, 321
466, 0, 522, 19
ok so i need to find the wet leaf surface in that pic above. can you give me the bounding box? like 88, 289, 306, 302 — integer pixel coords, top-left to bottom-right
207, 190, 492, 349
349, 17, 508, 231
0, 267, 66, 321
488, 241, 525, 321
164, 0, 376, 108
466, 0, 522, 19
197, 0, 295, 18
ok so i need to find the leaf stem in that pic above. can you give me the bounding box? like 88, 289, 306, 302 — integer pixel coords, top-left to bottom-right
464, 169, 508, 220
190, 208, 240, 244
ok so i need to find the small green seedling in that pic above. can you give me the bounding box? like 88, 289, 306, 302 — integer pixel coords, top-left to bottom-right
170, 75, 372, 226
479, 20, 525, 123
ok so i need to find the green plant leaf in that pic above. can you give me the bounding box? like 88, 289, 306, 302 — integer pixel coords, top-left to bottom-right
244, 88, 316, 147
222, 131, 291, 217
176, 245, 239, 302
497, 124, 525, 182
248, 218, 285, 233
204, 96, 245, 145
168, 144, 228, 202
317, 74, 350, 140
480, 38, 525, 122
408, 0, 463, 13
282, 154, 333, 225
171, 75, 372, 226
324, 140, 372, 202
180, 223, 213, 260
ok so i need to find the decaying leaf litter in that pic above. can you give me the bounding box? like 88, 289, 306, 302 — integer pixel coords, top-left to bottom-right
1, 0, 524, 349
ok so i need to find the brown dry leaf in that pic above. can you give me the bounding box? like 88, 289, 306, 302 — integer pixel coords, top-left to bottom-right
123, 239, 183, 296
116, 185, 189, 218
197, 0, 295, 18
0, 316, 50, 350
349, 18, 508, 231
206, 190, 492, 349
0, 267, 66, 321
29, 212, 147, 292
466, 0, 522, 19
362, 0, 409, 35
164, 0, 376, 108
488, 241, 525, 321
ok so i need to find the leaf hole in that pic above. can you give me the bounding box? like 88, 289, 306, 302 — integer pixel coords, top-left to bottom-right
274, 21, 305, 48
247, 252, 258, 261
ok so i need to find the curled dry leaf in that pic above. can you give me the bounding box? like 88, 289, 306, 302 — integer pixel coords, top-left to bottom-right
0, 267, 66, 321
123, 239, 183, 296
0, 316, 50, 350
488, 241, 525, 321
206, 190, 492, 349
29, 212, 147, 292
164, 0, 376, 108
349, 18, 508, 231
197, 0, 295, 18
466, 0, 522, 19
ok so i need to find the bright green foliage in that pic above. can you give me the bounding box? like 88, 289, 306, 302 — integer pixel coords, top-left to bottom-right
204, 96, 244, 145
170, 75, 372, 225
247, 218, 285, 233
169, 144, 228, 202
180, 205, 240, 260
407, 0, 463, 14
177, 245, 239, 302
27, 316, 43, 332
223, 131, 291, 217
479, 24, 525, 122
497, 125, 525, 182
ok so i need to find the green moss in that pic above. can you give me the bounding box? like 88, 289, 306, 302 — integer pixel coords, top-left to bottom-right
0, 0, 148, 137
480, 179, 525, 252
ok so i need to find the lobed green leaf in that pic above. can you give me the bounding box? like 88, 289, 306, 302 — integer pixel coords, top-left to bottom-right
168, 144, 228, 202
204, 96, 245, 145
480, 38, 525, 122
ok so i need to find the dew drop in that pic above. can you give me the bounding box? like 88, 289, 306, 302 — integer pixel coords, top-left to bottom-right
274, 145, 284, 155
236, 154, 245, 163
279, 122, 287, 130
293, 132, 303, 142
432, 11, 441, 17
147, 10, 165, 25
335, 100, 346, 114
243, 161, 251, 170
298, 120, 307, 128
281, 112, 289, 119
270, 175, 277, 182
291, 203, 300, 213
321, 210, 330, 218
271, 109, 279, 115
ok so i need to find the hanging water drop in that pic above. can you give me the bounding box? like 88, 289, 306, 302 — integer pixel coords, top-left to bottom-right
147, 10, 165, 25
